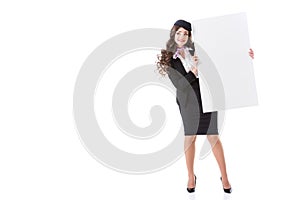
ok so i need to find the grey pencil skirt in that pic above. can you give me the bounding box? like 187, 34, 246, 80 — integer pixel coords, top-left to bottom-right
177, 80, 219, 136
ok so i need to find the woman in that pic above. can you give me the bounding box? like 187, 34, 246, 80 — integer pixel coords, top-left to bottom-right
156, 19, 254, 193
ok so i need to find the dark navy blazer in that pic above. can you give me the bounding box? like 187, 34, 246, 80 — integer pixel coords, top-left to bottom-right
168, 58, 199, 108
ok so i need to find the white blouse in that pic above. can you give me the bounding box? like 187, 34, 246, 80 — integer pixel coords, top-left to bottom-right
177, 48, 199, 78
175, 48, 214, 113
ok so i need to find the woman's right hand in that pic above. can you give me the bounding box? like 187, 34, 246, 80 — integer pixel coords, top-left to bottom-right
191, 66, 198, 76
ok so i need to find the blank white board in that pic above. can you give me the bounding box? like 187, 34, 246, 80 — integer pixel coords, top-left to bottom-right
192, 12, 258, 112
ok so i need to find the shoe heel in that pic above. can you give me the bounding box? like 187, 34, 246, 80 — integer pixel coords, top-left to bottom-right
187, 175, 197, 193
220, 177, 232, 194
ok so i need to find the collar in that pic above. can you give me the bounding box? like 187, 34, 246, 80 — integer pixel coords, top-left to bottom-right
173, 46, 193, 59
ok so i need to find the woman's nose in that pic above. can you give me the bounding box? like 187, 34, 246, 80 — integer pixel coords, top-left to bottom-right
178, 34, 185, 39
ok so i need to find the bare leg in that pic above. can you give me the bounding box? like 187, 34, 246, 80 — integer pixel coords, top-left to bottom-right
207, 135, 231, 189
184, 135, 197, 188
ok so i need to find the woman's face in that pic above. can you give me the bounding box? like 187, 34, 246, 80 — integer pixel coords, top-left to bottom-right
174, 27, 189, 48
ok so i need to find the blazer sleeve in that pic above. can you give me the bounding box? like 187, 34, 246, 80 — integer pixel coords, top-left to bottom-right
168, 65, 197, 92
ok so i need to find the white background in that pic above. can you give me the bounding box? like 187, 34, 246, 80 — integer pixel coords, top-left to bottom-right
1, 0, 300, 199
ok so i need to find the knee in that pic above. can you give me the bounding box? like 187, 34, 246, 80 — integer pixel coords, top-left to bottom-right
207, 135, 219, 145
185, 135, 197, 144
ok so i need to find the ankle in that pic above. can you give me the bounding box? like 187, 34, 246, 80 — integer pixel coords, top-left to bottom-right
188, 174, 195, 179
221, 177, 231, 187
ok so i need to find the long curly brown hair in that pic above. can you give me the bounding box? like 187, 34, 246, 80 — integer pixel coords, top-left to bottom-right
156, 25, 194, 76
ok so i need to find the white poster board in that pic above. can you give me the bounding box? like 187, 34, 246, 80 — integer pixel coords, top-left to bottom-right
192, 13, 258, 112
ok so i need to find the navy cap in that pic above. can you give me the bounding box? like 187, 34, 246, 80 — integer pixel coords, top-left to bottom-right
174, 19, 192, 31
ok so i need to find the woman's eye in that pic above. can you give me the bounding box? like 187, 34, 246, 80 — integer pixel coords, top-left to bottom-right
176, 32, 188, 37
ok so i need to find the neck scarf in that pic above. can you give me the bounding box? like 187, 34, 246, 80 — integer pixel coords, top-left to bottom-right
173, 47, 184, 59
173, 46, 193, 59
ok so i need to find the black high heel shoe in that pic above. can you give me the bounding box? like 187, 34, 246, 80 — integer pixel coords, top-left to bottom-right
220, 177, 232, 194
187, 175, 197, 193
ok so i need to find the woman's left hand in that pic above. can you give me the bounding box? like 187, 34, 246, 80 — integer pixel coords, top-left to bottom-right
249, 48, 254, 59
192, 55, 199, 66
